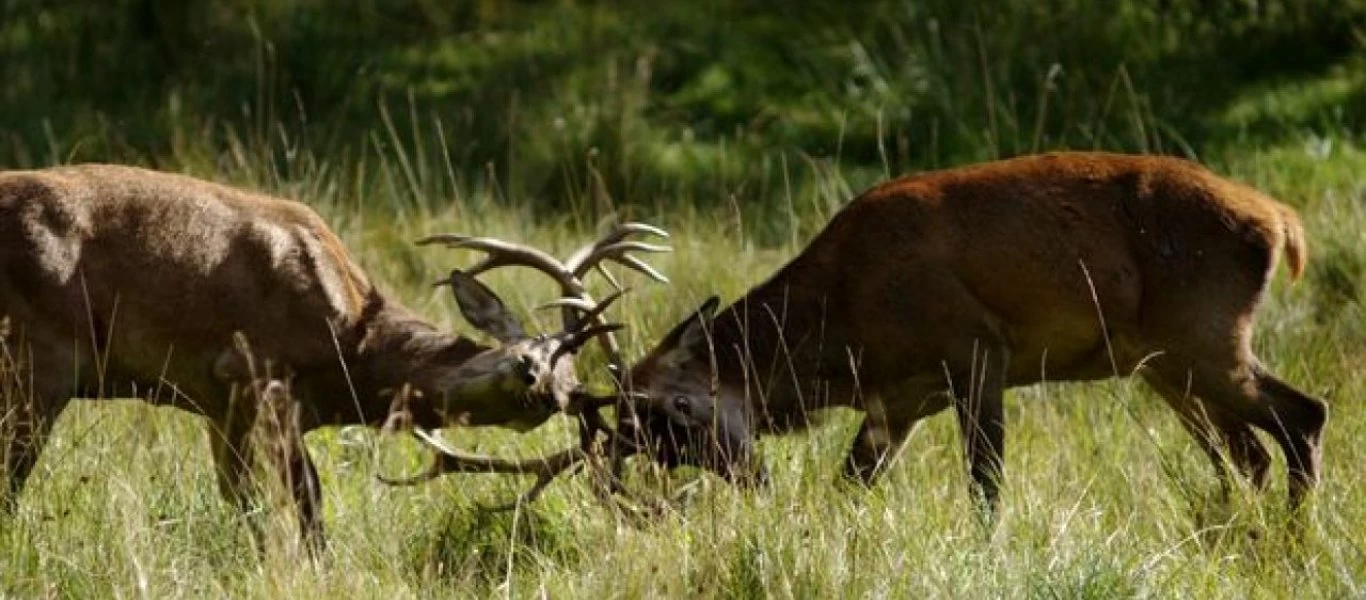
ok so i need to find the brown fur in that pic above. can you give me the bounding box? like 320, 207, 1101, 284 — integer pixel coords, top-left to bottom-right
631, 152, 1326, 510
0, 164, 571, 549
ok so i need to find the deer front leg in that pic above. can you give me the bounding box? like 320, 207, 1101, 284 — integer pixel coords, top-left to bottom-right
289, 447, 325, 553
212, 339, 326, 554
208, 387, 262, 549
842, 386, 951, 486
949, 340, 1009, 516
256, 379, 325, 554
3, 339, 80, 513
2, 393, 66, 513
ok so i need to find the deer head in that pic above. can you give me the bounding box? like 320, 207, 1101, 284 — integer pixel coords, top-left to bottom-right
379, 222, 672, 508
614, 297, 766, 486
398, 269, 624, 433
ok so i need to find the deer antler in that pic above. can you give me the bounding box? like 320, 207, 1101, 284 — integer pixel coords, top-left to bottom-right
376, 394, 644, 511
565, 222, 672, 289
377, 384, 611, 502
417, 235, 584, 294
418, 220, 669, 381
375, 427, 585, 487
384, 222, 670, 508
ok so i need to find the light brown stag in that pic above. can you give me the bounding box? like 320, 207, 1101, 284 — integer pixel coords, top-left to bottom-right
0, 164, 667, 549
616, 152, 1328, 513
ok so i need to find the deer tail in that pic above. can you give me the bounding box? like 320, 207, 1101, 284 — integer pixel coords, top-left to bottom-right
1278, 204, 1307, 282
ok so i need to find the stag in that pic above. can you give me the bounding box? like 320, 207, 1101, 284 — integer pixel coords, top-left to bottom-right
615, 152, 1328, 513
0, 164, 667, 549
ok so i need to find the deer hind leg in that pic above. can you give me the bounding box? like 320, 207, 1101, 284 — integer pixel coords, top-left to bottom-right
842, 386, 951, 486
1141, 370, 1271, 494
1160, 358, 1326, 511
1248, 364, 1326, 509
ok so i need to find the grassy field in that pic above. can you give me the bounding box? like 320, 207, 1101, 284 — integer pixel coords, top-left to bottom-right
2, 135, 1364, 598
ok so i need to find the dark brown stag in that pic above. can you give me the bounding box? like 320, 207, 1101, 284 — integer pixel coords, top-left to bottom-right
0, 164, 666, 549
617, 152, 1327, 513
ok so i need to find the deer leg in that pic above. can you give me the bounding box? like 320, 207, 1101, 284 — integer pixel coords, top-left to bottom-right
208, 387, 262, 546
2, 394, 66, 513
270, 433, 325, 553
215, 342, 327, 552
3, 338, 81, 513
1142, 371, 1271, 494
949, 339, 1010, 515
1170, 360, 1327, 511
288, 447, 325, 553
1249, 365, 1326, 509
842, 388, 951, 486
1223, 417, 1272, 492
261, 390, 326, 554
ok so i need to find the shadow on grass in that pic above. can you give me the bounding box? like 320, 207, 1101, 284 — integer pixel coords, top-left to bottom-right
404, 503, 583, 590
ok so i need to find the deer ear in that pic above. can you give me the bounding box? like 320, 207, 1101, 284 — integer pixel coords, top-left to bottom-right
445, 269, 526, 343
657, 296, 719, 369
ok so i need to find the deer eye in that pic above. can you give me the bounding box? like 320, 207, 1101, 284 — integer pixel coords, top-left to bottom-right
672, 395, 692, 416
517, 355, 537, 385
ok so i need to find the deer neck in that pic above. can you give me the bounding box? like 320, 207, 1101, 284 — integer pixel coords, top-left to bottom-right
340, 297, 487, 426
709, 266, 852, 429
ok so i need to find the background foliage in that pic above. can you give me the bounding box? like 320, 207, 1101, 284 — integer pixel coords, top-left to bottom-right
2, 1, 1365, 597
4, 0, 1365, 214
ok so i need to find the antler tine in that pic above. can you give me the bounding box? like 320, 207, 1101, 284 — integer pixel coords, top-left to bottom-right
539, 289, 627, 331
562, 224, 628, 273
595, 240, 672, 255
565, 222, 672, 281
378, 428, 588, 485
537, 297, 597, 313
477, 462, 587, 512
610, 252, 670, 284
579, 240, 671, 285
619, 221, 670, 238
595, 263, 625, 292
552, 221, 671, 372
418, 233, 584, 295
549, 323, 625, 368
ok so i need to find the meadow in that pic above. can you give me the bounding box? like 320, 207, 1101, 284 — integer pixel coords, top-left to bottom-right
1, 128, 1363, 599
3, 2, 1366, 597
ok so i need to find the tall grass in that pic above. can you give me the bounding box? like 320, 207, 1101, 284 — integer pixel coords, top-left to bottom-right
1, 103, 1363, 597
